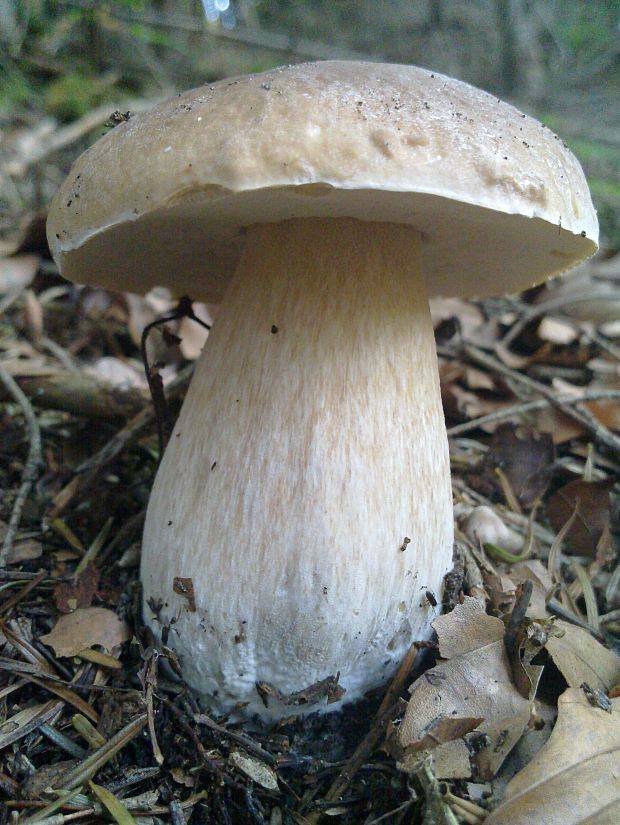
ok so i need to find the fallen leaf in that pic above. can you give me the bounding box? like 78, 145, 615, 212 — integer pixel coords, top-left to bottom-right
484, 561, 553, 620
485, 688, 620, 824
546, 620, 620, 693
398, 598, 535, 780
486, 424, 554, 509
5, 537, 43, 564
443, 382, 513, 429
170, 767, 195, 788
509, 561, 553, 619
459, 506, 525, 554
431, 597, 505, 658
430, 297, 485, 341
228, 751, 279, 791
547, 479, 614, 555
536, 406, 585, 444
54, 564, 100, 613
398, 716, 484, 754
40, 607, 131, 657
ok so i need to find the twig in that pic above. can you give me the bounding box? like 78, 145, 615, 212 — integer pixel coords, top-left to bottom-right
169, 800, 186, 825
0, 571, 45, 615
160, 696, 244, 790
145, 654, 164, 766
500, 289, 620, 350
2, 98, 157, 177
447, 389, 620, 437
0, 362, 43, 566
364, 800, 415, 825
504, 580, 533, 663
305, 642, 423, 824
140, 296, 210, 456
194, 712, 277, 766
441, 342, 620, 458
547, 599, 606, 640
0, 371, 149, 419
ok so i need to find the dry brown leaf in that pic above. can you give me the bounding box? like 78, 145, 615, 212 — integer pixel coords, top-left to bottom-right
547, 479, 614, 556
443, 382, 513, 427
485, 688, 620, 825
398, 598, 534, 780
40, 607, 131, 657
430, 297, 485, 340
170, 767, 195, 788
432, 597, 505, 657
484, 573, 518, 615
464, 366, 496, 391
485, 561, 553, 619
509, 561, 553, 619
536, 406, 585, 444
7, 538, 43, 564
546, 620, 620, 693
486, 424, 555, 509
54, 564, 100, 613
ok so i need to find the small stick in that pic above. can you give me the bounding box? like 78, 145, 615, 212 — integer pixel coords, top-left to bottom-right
500, 288, 620, 350
140, 296, 210, 456
0, 571, 46, 615
169, 800, 186, 825
0, 362, 43, 566
160, 697, 244, 790
306, 641, 423, 824
194, 711, 277, 766
504, 580, 533, 660
440, 342, 620, 457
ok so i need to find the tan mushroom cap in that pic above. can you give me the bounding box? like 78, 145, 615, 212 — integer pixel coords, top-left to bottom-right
47, 61, 598, 301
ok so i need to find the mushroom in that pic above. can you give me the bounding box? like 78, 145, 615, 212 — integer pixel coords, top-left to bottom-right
47, 62, 598, 719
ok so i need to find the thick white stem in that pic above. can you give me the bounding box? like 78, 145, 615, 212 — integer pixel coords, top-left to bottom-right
142, 218, 453, 718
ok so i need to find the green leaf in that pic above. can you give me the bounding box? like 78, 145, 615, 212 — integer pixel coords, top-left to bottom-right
88, 781, 138, 825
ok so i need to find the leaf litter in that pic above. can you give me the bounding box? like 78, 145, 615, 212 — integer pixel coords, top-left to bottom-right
1, 196, 620, 822
485, 687, 620, 825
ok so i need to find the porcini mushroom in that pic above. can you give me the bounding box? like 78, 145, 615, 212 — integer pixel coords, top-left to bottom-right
47, 62, 598, 719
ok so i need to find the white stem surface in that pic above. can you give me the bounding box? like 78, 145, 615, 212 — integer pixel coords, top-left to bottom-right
142, 218, 453, 718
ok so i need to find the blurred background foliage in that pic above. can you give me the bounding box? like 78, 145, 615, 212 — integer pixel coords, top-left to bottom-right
1, 0, 619, 244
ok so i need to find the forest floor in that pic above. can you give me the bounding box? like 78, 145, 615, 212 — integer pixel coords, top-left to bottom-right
1, 109, 620, 825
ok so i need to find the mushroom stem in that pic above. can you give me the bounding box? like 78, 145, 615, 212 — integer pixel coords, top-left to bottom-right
141, 217, 453, 718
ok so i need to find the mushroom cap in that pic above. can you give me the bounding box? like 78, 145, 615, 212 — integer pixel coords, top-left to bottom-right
47, 61, 598, 301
